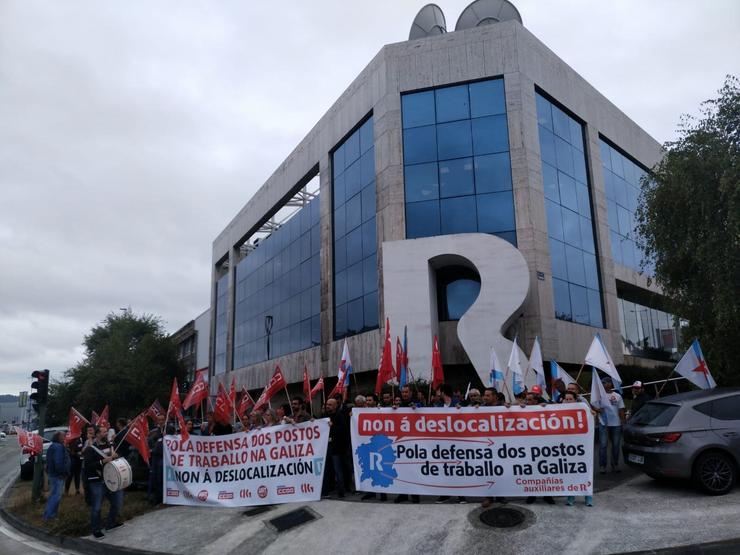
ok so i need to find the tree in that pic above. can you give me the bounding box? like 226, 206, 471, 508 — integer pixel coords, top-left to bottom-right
47, 311, 183, 425
636, 76, 740, 385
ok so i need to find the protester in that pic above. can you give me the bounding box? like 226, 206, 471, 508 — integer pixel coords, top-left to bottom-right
324, 398, 350, 498
147, 414, 166, 505
414, 389, 427, 407
291, 397, 311, 423
185, 419, 194, 435
435, 384, 466, 504
65, 434, 83, 496
380, 391, 393, 407
43, 431, 70, 521
201, 412, 214, 435
451, 386, 464, 406
81, 424, 96, 506
552, 379, 567, 401
211, 415, 233, 436
353, 395, 366, 408
480, 389, 505, 508
593, 377, 625, 474
567, 382, 588, 403
365, 394, 378, 408
113, 418, 130, 459
563, 391, 593, 507
630, 381, 651, 417
525, 387, 555, 505
392, 396, 401, 408
277, 403, 293, 424
399, 386, 416, 408
263, 409, 278, 427
84, 425, 124, 538
467, 388, 482, 406
248, 410, 263, 431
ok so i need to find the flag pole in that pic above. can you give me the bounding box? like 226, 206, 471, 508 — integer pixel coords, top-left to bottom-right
656, 370, 674, 397
573, 363, 586, 386
283, 385, 292, 407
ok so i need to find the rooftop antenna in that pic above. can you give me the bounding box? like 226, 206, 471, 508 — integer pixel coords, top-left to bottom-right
455, 0, 522, 31
409, 4, 447, 40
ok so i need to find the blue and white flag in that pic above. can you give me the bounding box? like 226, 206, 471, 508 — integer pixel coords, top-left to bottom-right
674, 340, 716, 389
585, 333, 622, 386
507, 337, 526, 398
489, 346, 505, 392
550, 360, 576, 402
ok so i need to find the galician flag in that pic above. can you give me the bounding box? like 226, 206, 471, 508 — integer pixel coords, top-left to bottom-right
526, 337, 549, 399
585, 333, 622, 385
489, 346, 505, 392
328, 340, 352, 398
550, 360, 576, 402
674, 340, 716, 389
507, 337, 526, 398
398, 327, 409, 388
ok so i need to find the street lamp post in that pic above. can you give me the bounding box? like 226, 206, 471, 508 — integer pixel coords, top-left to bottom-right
265, 315, 273, 360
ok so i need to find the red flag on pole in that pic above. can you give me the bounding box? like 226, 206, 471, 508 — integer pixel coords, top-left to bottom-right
183, 369, 209, 410
375, 319, 395, 395
167, 378, 189, 441
30, 433, 43, 455
395, 336, 403, 383
16, 428, 28, 450
253, 366, 287, 411
66, 407, 90, 443
124, 414, 151, 465
431, 334, 445, 390
303, 365, 311, 400
214, 381, 234, 424
146, 399, 165, 422
309, 376, 324, 400
95, 405, 110, 429
91, 410, 100, 425
237, 386, 254, 419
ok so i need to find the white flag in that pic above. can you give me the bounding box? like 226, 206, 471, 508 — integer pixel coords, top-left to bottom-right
590, 368, 609, 426
585, 333, 622, 384
507, 337, 527, 398
550, 360, 576, 401
489, 347, 505, 392
674, 340, 716, 389
526, 337, 548, 398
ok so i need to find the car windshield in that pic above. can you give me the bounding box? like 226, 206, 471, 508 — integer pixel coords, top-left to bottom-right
630, 402, 680, 427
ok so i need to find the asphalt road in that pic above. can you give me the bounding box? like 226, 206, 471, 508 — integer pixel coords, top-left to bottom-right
0, 439, 78, 555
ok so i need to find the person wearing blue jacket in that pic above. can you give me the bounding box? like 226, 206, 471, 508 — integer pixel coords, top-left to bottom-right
43, 431, 71, 521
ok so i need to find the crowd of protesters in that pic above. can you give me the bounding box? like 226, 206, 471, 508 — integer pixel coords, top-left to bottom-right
38, 374, 644, 536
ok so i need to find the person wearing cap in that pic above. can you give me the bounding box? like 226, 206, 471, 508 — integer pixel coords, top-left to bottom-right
524, 386, 555, 505
630, 381, 651, 417
593, 377, 625, 474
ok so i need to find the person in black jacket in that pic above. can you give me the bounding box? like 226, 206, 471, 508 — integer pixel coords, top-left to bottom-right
630, 381, 651, 417
324, 398, 350, 498
83, 425, 123, 538
65, 435, 83, 496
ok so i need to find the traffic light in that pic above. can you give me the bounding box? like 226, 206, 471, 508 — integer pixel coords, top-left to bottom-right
30, 369, 49, 412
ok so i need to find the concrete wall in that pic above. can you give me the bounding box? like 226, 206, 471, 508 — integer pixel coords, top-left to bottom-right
210, 18, 664, 389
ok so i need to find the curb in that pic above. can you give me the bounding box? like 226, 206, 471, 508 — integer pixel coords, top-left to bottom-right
0, 479, 167, 555
618, 537, 740, 555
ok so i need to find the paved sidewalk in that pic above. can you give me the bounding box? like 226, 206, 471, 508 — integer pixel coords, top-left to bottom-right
96, 474, 740, 555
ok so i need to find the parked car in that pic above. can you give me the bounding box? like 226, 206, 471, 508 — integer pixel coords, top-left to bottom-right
623, 388, 740, 495
19, 426, 68, 480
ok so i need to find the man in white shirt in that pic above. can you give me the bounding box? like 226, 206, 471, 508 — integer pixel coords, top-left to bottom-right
594, 378, 625, 474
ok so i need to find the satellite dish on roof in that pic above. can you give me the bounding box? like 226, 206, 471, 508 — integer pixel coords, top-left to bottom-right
409, 4, 447, 40
455, 0, 522, 31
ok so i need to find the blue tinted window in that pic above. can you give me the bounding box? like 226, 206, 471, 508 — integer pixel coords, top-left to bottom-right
475, 153, 512, 193
405, 162, 439, 202
477, 192, 515, 234
363, 291, 379, 329
435, 85, 469, 122
439, 157, 474, 198
437, 120, 472, 160
214, 273, 229, 374
406, 200, 440, 238
441, 196, 477, 234
401, 78, 516, 244
333, 117, 378, 340
470, 79, 506, 117
537, 92, 602, 327
472, 115, 509, 155
446, 279, 480, 320
404, 125, 437, 164
232, 195, 321, 367
402, 91, 435, 128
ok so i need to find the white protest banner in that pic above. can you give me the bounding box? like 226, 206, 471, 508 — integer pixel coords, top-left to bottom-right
351, 406, 593, 497
164, 419, 330, 507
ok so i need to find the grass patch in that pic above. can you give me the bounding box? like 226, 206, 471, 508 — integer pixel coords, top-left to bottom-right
4, 479, 164, 537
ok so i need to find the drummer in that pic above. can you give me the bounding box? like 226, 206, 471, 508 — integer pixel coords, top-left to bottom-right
83, 425, 124, 539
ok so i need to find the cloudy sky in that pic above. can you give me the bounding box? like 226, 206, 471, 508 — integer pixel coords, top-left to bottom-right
1, 0, 738, 395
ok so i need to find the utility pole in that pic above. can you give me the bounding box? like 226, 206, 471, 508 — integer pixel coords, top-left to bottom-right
30, 369, 49, 503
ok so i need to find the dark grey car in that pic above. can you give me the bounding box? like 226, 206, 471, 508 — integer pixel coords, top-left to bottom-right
622, 388, 740, 495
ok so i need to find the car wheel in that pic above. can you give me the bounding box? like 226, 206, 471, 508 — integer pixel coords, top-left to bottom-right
694, 451, 736, 495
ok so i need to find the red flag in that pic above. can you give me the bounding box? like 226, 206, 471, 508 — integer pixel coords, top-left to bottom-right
375, 319, 395, 395
396, 336, 403, 383
183, 369, 209, 409
16, 428, 28, 449
214, 381, 235, 424
168, 379, 182, 416
147, 399, 165, 422
94, 405, 109, 429
253, 366, 287, 411
66, 407, 90, 442
124, 414, 151, 465
237, 386, 254, 419
167, 378, 189, 441
309, 376, 324, 399
30, 433, 43, 455
303, 365, 311, 400
431, 334, 445, 390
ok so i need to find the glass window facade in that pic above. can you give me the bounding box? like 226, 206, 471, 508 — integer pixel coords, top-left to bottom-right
333, 117, 378, 340
536, 92, 603, 327
213, 273, 229, 375
232, 197, 321, 368
600, 139, 653, 274
617, 297, 681, 359
402, 79, 516, 246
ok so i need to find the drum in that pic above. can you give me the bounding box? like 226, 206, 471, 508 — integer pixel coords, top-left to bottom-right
103, 458, 132, 492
